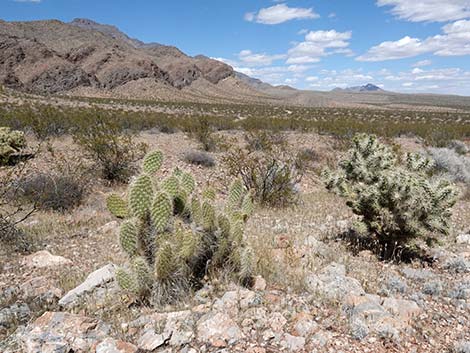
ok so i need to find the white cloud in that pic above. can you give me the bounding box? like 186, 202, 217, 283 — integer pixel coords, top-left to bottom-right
238, 50, 285, 67
357, 19, 470, 61
287, 29, 353, 63
411, 68, 424, 74
412, 59, 432, 67
377, 0, 470, 22
245, 4, 319, 25
306, 76, 319, 82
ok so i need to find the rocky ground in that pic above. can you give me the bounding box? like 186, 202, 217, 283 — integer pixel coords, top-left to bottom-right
0, 131, 469, 353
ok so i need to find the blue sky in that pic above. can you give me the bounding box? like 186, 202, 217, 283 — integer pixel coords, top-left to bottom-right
2, 0, 470, 95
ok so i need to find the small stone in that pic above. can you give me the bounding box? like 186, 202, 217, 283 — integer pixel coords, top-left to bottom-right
268, 312, 287, 332
96, 338, 138, 353
456, 234, 470, 245
381, 298, 422, 324
137, 329, 170, 351
311, 330, 332, 347
282, 333, 305, 351
291, 312, 317, 337
252, 276, 267, 291
196, 312, 243, 346
22, 250, 72, 269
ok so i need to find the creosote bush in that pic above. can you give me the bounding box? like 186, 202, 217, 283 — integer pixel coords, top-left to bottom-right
107, 150, 255, 305
224, 132, 302, 207
73, 117, 147, 183
186, 116, 221, 152
323, 134, 458, 259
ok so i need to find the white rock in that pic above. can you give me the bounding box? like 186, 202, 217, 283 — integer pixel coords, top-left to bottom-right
282, 333, 306, 351
137, 330, 170, 351
22, 250, 72, 269
96, 338, 138, 353
59, 264, 116, 307
457, 233, 470, 245
196, 312, 244, 346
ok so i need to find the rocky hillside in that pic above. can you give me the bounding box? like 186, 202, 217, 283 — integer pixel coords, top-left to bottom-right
0, 18, 262, 101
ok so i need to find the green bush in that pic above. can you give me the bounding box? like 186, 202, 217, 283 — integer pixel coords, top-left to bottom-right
107, 151, 255, 305
73, 117, 147, 183
224, 133, 302, 207
186, 116, 221, 152
323, 134, 458, 258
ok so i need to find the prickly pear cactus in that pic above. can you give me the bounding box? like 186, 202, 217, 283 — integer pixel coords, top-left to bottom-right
0, 127, 26, 165
107, 150, 255, 305
323, 133, 458, 253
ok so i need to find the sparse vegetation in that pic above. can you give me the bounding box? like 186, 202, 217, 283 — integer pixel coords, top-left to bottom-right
323, 134, 459, 259
224, 133, 302, 207
72, 116, 147, 183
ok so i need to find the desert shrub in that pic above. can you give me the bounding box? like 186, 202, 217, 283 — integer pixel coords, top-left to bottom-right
0, 127, 27, 166
10, 152, 89, 212
223, 136, 302, 207
0, 160, 35, 252
428, 147, 470, 184
106, 151, 255, 305
244, 130, 287, 152
73, 116, 147, 183
183, 150, 215, 167
323, 134, 458, 258
185, 116, 221, 152
448, 140, 469, 155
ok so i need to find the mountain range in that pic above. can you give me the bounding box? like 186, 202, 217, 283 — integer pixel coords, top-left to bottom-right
1, 18, 470, 109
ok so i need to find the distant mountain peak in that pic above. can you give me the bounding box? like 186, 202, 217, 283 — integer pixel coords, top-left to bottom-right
333, 83, 384, 93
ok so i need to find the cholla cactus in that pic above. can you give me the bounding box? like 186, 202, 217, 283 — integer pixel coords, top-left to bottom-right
0, 127, 26, 165
107, 150, 255, 304
323, 134, 458, 254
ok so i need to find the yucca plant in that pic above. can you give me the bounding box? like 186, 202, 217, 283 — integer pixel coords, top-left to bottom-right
107, 150, 255, 305
323, 134, 458, 258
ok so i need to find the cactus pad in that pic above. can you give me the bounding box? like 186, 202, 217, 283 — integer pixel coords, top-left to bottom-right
142, 150, 163, 174
107, 194, 128, 218
129, 174, 153, 218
